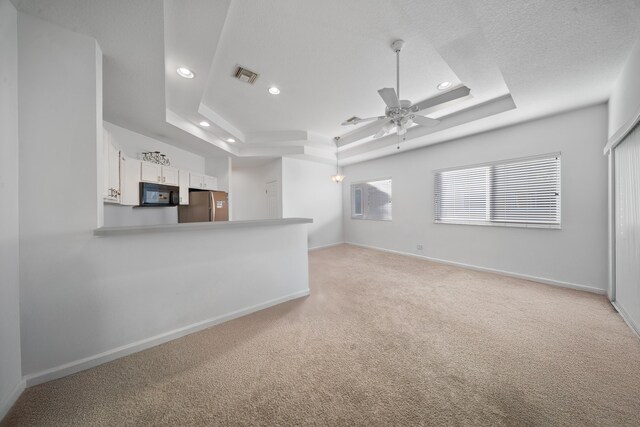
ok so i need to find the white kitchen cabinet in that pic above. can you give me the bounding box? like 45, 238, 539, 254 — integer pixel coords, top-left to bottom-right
189, 172, 218, 190
162, 165, 179, 186
189, 172, 204, 189
140, 162, 179, 186
140, 162, 161, 183
119, 155, 141, 206
178, 169, 190, 205
203, 175, 218, 190
103, 128, 121, 203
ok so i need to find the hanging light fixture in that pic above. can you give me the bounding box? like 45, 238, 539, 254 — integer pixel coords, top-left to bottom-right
331, 137, 345, 183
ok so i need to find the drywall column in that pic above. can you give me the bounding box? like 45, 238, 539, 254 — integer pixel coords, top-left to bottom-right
0, 0, 24, 419
18, 13, 102, 376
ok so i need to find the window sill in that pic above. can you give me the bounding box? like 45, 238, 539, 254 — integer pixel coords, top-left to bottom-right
434, 220, 561, 230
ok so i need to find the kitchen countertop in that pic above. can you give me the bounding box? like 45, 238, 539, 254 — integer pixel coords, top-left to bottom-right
94, 218, 313, 236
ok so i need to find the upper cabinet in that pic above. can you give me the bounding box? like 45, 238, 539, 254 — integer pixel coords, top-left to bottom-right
204, 175, 218, 190
178, 170, 190, 205
190, 173, 218, 190
100, 133, 216, 207
162, 166, 179, 186
103, 128, 121, 203
140, 163, 179, 186
119, 155, 141, 206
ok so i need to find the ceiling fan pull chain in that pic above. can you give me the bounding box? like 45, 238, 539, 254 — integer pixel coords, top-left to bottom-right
396, 49, 400, 101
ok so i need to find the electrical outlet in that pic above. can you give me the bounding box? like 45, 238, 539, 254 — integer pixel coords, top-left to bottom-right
416, 244, 423, 251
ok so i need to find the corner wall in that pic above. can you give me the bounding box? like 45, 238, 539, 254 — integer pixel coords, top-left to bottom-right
232, 159, 282, 220
281, 158, 343, 249
0, 0, 24, 418
343, 104, 609, 293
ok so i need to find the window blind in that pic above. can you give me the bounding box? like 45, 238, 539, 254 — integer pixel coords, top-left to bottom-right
434, 154, 560, 228
351, 179, 392, 220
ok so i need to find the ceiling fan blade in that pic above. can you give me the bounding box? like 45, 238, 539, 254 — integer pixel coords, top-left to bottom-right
378, 88, 400, 109
411, 115, 440, 127
373, 129, 387, 139
412, 85, 471, 113
373, 122, 394, 139
339, 118, 392, 144
341, 115, 385, 126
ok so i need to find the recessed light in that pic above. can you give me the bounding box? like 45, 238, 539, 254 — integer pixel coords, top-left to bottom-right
177, 67, 195, 79
199, 121, 210, 127
437, 81, 452, 90
268, 86, 280, 95
226, 138, 236, 143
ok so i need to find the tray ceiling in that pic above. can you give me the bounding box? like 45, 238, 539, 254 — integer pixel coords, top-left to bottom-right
13, 0, 640, 165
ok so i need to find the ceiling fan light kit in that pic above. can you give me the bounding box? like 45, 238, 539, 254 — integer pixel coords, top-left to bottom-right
339, 39, 471, 147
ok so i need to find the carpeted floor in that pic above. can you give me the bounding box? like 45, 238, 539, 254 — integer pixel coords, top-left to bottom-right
4, 244, 640, 426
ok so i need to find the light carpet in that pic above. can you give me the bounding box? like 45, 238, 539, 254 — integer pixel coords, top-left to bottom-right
4, 244, 640, 426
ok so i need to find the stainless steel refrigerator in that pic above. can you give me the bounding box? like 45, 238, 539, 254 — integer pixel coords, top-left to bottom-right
178, 190, 229, 223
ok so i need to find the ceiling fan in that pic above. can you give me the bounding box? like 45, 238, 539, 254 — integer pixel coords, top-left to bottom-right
340, 39, 471, 142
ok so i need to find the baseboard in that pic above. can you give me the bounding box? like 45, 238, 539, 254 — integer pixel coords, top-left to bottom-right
611, 301, 640, 339
24, 289, 310, 387
345, 242, 606, 295
0, 378, 25, 422
309, 242, 344, 251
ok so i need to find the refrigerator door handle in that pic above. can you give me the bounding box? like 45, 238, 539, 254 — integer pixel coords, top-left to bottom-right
210, 191, 215, 222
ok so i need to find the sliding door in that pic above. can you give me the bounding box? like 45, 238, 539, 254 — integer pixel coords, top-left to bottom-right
614, 122, 640, 334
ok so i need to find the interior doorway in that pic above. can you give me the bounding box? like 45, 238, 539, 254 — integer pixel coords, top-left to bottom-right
266, 180, 279, 219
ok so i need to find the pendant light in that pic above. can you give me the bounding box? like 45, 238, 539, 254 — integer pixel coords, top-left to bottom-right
331, 137, 345, 183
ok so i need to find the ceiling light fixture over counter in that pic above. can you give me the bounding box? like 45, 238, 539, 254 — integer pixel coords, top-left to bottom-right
176, 67, 195, 79
437, 81, 452, 90
226, 138, 235, 143
268, 86, 280, 95
331, 137, 345, 183
199, 121, 210, 127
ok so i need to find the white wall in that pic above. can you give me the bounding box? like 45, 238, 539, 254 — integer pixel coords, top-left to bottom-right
609, 38, 640, 137
25, 223, 310, 385
206, 156, 231, 192
343, 104, 609, 293
104, 121, 205, 172
282, 158, 343, 249
232, 159, 282, 220
0, 0, 24, 419
17, 12, 101, 375
17, 16, 310, 383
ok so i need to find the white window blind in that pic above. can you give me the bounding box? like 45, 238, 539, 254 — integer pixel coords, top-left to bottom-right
351, 179, 392, 220
434, 154, 560, 228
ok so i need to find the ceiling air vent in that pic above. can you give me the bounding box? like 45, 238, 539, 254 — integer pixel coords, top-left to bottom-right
234, 66, 259, 84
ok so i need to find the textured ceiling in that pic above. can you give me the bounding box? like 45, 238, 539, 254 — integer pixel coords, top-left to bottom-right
12, 0, 640, 165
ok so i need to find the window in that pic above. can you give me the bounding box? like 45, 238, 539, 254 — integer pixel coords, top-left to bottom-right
434, 154, 560, 228
351, 178, 392, 220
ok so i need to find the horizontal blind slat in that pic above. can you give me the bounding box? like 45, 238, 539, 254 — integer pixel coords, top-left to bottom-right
435, 155, 560, 226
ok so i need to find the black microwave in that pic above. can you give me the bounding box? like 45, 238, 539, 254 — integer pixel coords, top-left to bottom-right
139, 182, 179, 206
